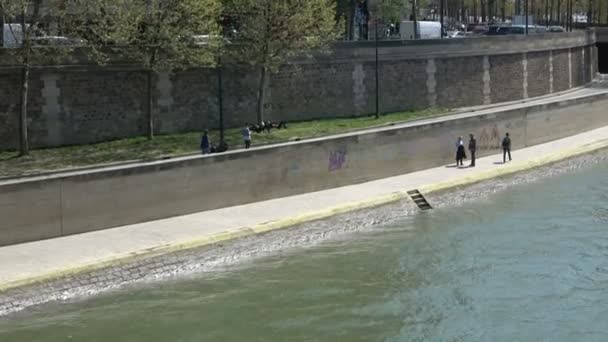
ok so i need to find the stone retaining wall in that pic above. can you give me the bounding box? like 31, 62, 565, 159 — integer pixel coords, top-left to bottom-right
0, 31, 598, 150
2, 90, 608, 247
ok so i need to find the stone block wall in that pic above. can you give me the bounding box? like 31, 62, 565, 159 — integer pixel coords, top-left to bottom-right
572, 47, 585, 87
0, 73, 21, 149
269, 62, 369, 121
54, 70, 148, 146
552, 49, 571, 92
378, 59, 429, 112
490, 53, 525, 103
527, 51, 551, 98
435, 56, 485, 108
0, 32, 598, 150
3, 91, 608, 247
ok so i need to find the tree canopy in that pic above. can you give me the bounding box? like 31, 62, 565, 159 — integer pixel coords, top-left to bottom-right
224, 0, 340, 123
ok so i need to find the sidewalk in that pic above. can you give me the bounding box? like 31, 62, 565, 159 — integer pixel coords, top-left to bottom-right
1, 125, 608, 292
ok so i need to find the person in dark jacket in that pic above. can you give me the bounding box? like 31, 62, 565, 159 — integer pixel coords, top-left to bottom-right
468, 133, 477, 167
456, 136, 466, 166
200, 129, 210, 155
502, 132, 512, 163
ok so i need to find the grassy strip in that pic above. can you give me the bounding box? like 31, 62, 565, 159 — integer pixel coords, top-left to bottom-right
0, 108, 446, 178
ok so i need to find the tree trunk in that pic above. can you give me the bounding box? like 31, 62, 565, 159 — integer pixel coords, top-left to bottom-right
473, 0, 477, 22
217, 61, 225, 144
146, 69, 154, 140
19, 65, 30, 156
18, 8, 33, 157
0, 13, 4, 48
412, 0, 418, 38
256, 67, 267, 125
461, 0, 466, 23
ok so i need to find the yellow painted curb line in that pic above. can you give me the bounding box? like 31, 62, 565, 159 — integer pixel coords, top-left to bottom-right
2, 138, 608, 294
0, 192, 410, 293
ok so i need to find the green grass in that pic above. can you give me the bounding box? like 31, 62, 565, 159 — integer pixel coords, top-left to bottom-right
0, 108, 447, 178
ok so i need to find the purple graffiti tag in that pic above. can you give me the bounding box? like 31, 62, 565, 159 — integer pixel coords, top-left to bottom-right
328, 149, 348, 172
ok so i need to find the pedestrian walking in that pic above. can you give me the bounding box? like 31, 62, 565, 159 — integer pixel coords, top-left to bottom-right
242, 124, 252, 149
200, 129, 210, 155
502, 132, 512, 163
468, 133, 477, 167
455, 136, 466, 166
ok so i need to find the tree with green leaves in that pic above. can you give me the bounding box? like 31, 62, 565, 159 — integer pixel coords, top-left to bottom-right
225, 0, 340, 124
0, 0, 70, 156
72, 0, 221, 140
138, 0, 221, 139
377, 0, 408, 23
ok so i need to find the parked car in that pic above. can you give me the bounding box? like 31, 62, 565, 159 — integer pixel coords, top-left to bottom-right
449, 31, 466, 38
485, 25, 509, 35
548, 26, 565, 32
31, 36, 85, 46
471, 25, 489, 35
467, 23, 485, 32
498, 25, 549, 35
498, 26, 525, 34
191, 34, 232, 46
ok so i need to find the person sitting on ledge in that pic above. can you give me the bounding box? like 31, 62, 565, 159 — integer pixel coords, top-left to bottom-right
262, 121, 288, 133
249, 123, 264, 134
210, 141, 229, 154
249, 121, 287, 134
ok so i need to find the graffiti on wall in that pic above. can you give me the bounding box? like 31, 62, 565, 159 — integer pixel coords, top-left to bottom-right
478, 124, 501, 150
329, 148, 348, 172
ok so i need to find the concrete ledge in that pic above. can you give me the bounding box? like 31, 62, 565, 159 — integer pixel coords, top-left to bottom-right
2, 88, 608, 247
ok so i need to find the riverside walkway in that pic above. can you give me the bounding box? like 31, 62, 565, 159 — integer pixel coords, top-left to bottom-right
1, 122, 608, 292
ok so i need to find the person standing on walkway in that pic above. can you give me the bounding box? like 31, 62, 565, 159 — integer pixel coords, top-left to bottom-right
502, 132, 512, 163
242, 124, 252, 149
200, 130, 210, 155
468, 133, 477, 167
456, 136, 466, 167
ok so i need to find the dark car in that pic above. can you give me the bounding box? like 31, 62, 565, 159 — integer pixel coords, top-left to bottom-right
471, 25, 488, 35
485, 25, 509, 35
548, 26, 565, 32
500, 26, 525, 35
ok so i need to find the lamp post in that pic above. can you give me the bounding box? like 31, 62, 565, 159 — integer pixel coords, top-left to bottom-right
374, 15, 380, 119
217, 53, 225, 145
0, 5, 4, 48
569, 0, 573, 31
440, 0, 444, 37
412, 0, 418, 39
525, 0, 529, 34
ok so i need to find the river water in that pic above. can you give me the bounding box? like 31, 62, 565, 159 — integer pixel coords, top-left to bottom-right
2, 159, 608, 341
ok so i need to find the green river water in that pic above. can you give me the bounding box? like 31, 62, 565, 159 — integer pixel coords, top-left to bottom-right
1, 161, 608, 341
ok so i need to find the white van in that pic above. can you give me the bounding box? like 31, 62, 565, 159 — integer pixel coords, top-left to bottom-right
400, 21, 441, 40
3, 23, 27, 48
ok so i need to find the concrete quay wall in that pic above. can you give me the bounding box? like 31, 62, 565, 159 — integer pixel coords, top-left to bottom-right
0, 31, 598, 150
2, 91, 608, 246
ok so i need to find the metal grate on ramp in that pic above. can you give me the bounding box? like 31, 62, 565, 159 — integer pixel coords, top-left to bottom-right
407, 190, 433, 210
